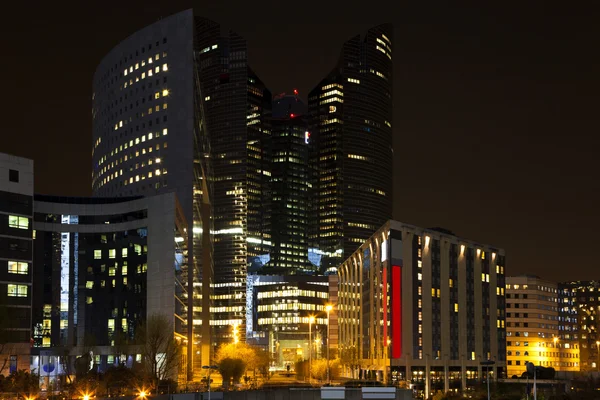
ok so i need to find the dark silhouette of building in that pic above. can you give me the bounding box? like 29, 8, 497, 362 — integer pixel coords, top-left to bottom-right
195, 17, 272, 344
308, 24, 394, 272
267, 92, 312, 274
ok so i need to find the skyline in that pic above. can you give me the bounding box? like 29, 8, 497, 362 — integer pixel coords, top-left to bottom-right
2, 1, 599, 282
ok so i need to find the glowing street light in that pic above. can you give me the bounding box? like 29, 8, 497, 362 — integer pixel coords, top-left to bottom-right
309, 315, 315, 382
138, 390, 147, 399
232, 323, 240, 344
326, 304, 333, 385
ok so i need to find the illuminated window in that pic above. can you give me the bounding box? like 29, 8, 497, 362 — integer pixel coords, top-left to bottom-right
122, 265, 128, 275
109, 249, 116, 259
94, 250, 102, 259
86, 281, 93, 289
109, 267, 116, 276
162, 89, 169, 97
7, 284, 28, 297
162, 63, 168, 71
8, 215, 29, 229
8, 261, 28, 274
163, 128, 168, 136
454, 303, 459, 313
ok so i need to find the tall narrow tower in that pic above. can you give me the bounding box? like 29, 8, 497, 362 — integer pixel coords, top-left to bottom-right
309, 24, 394, 271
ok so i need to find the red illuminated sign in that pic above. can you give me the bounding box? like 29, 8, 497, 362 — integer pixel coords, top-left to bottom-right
392, 265, 402, 358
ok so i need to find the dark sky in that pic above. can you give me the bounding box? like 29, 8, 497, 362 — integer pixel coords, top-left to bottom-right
2, 1, 599, 282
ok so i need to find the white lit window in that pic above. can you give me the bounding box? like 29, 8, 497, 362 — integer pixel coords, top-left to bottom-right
7, 284, 28, 297
94, 250, 102, 259
109, 249, 116, 259
8, 215, 29, 229
162, 89, 169, 97
162, 63, 168, 71
162, 128, 168, 136
8, 261, 28, 274
122, 248, 128, 257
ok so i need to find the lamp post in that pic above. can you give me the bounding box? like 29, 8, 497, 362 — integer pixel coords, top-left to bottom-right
383, 339, 391, 385
480, 360, 495, 400
202, 365, 218, 400
309, 315, 315, 382
326, 304, 333, 385
596, 341, 600, 371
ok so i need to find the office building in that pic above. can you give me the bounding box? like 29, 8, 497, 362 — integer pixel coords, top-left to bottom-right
30, 192, 190, 386
195, 17, 272, 344
268, 92, 312, 273
248, 274, 335, 369
559, 280, 600, 372
505, 276, 579, 378
308, 24, 393, 272
337, 220, 506, 397
91, 9, 215, 363
0, 153, 34, 375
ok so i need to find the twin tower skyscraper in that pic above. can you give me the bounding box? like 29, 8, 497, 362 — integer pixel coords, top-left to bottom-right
91, 9, 393, 349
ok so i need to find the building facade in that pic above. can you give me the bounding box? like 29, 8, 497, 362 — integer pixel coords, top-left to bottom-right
248, 274, 335, 369
337, 221, 506, 396
91, 9, 213, 364
559, 281, 600, 372
195, 17, 272, 344
268, 92, 312, 273
30, 193, 191, 386
505, 276, 579, 377
0, 153, 34, 375
308, 24, 393, 272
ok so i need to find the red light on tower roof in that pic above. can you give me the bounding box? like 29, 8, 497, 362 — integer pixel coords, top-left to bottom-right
293, 88, 299, 95
290, 113, 295, 118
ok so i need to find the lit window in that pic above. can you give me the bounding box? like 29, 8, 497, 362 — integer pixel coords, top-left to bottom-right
109, 249, 116, 259
7, 284, 28, 297
8, 215, 29, 229
122, 248, 128, 257
155, 169, 161, 176
162, 128, 168, 136
8, 261, 28, 274
155, 66, 160, 74
86, 281, 93, 289
94, 250, 102, 259
162, 63, 168, 71
162, 89, 169, 97
454, 303, 459, 313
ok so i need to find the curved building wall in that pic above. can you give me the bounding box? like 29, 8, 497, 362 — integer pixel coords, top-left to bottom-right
92, 10, 195, 224
308, 24, 393, 270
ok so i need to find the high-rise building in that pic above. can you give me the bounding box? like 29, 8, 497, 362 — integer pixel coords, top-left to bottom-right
91, 9, 218, 362
267, 92, 312, 273
308, 24, 393, 272
505, 276, 579, 377
558, 280, 600, 372
30, 193, 190, 384
337, 221, 506, 396
0, 153, 34, 375
194, 17, 272, 343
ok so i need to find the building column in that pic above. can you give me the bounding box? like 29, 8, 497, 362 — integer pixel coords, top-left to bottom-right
461, 356, 466, 394
444, 357, 449, 393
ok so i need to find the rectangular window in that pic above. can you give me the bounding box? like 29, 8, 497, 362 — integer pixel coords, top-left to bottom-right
9, 169, 19, 182
94, 250, 102, 259
122, 248, 128, 257
109, 249, 116, 259
8, 215, 29, 229
7, 284, 28, 297
8, 261, 28, 274
122, 264, 128, 275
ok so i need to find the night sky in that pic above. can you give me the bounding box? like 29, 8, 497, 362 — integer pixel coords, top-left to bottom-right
2, 1, 599, 282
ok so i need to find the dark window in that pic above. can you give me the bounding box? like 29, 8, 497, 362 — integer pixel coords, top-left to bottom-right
9, 169, 19, 183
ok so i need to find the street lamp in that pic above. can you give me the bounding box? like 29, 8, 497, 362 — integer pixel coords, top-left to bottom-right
326, 304, 333, 385
596, 341, 600, 371
202, 365, 218, 400
309, 315, 315, 382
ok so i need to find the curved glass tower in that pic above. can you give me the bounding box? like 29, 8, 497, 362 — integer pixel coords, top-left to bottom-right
309, 24, 394, 271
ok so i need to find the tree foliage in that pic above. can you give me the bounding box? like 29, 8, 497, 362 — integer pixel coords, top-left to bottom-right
138, 314, 182, 386
310, 358, 341, 381
0, 370, 40, 394
215, 343, 271, 388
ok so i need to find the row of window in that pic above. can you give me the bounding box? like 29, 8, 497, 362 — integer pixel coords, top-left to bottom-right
7, 284, 28, 297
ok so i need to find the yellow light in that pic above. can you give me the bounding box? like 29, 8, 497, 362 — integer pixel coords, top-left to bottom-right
83, 395, 90, 400
139, 391, 147, 399
325, 304, 333, 312
162, 89, 169, 97
309, 315, 315, 323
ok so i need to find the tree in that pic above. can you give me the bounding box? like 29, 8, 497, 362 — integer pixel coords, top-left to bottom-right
218, 358, 245, 389
137, 314, 182, 388
340, 346, 362, 379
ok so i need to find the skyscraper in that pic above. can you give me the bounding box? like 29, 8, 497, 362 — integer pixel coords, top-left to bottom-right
194, 18, 272, 343
308, 24, 394, 271
268, 92, 312, 273
91, 9, 212, 366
